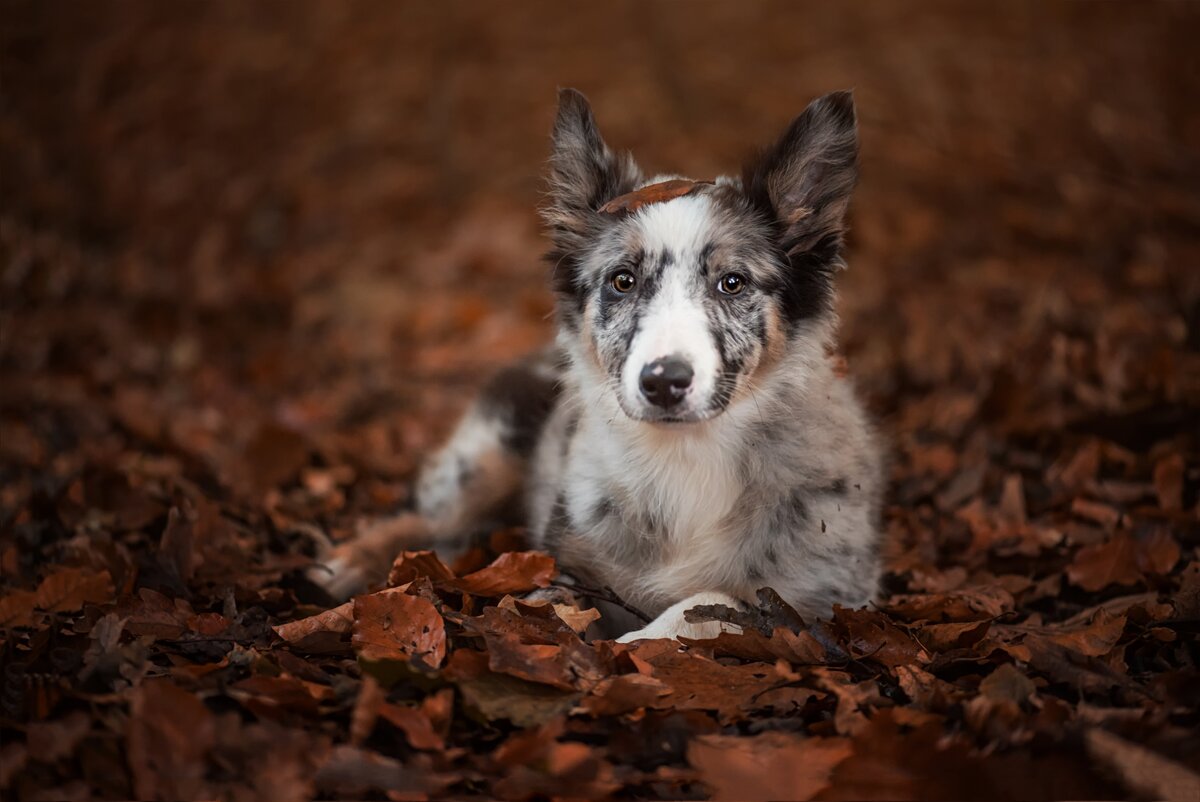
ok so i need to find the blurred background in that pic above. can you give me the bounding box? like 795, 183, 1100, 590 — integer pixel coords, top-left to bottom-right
2, 1, 1198, 531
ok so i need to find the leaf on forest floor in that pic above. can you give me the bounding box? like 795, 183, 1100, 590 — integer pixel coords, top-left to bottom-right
34, 568, 113, 613
1067, 530, 1180, 591
352, 589, 446, 669
690, 731, 852, 802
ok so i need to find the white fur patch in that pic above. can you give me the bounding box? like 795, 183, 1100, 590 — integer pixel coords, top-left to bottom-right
631, 192, 714, 256
621, 195, 723, 418
616, 591, 745, 642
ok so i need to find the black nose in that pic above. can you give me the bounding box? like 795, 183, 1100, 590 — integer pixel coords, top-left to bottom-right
639, 357, 694, 409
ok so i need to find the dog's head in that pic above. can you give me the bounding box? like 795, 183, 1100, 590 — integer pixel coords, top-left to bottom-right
543, 89, 857, 424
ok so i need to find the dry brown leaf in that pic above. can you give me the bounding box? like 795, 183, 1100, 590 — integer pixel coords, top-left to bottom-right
1066, 530, 1178, 591
34, 568, 113, 613
552, 603, 601, 634
1084, 728, 1200, 802
377, 701, 444, 750
348, 675, 385, 746
455, 551, 556, 596
598, 179, 711, 215
273, 600, 355, 652
883, 585, 1014, 622
386, 549, 456, 587
682, 625, 830, 664
1152, 453, 1185, 512
581, 672, 671, 716
913, 619, 991, 652
690, 732, 852, 802
1070, 497, 1121, 529
127, 680, 216, 801
352, 589, 446, 668
0, 590, 36, 628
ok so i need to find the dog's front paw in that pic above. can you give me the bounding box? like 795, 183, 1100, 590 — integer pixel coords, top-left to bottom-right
615, 592, 746, 643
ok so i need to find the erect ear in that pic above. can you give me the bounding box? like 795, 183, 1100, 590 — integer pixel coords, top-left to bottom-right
542, 89, 642, 254
743, 91, 858, 261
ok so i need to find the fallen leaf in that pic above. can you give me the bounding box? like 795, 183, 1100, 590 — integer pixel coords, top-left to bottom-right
386, 549, 456, 587
553, 602, 601, 634
598, 179, 712, 215
581, 672, 672, 716
352, 589, 446, 668
455, 551, 556, 596
0, 590, 36, 628
464, 605, 605, 690
1065, 529, 1177, 591
447, 649, 578, 727
127, 680, 216, 801
34, 568, 113, 613
273, 601, 355, 652
690, 732, 852, 802
1067, 532, 1143, 591
979, 663, 1036, 705
832, 607, 930, 666
377, 701, 444, 750
883, 585, 1014, 622
1152, 453, 1185, 512
1084, 727, 1200, 802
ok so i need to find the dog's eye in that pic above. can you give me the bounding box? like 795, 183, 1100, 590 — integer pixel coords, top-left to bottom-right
611, 271, 637, 294
717, 273, 747, 295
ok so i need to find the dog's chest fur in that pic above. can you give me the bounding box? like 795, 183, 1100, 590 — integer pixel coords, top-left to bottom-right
565, 414, 743, 606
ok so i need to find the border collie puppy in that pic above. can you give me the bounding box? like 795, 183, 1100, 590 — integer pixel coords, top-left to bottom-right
317, 89, 884, 641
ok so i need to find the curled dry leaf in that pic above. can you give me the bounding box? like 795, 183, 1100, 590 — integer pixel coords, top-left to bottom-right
387, 549, 456, 587
273, 600, 355, 652
455, 550, 556, 596
883, 584, 1015, 623
386, 548, 556, 597
352, 589, 446, 668
465, 605, 605, 691
598, 179, 712, 216
682, 625, 830, 664
553, 603, 601, 634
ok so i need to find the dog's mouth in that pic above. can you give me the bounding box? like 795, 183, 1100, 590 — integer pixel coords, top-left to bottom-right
614, 395, 727, 426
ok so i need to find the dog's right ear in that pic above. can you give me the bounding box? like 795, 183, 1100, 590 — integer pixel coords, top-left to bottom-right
543, 89, 642, 254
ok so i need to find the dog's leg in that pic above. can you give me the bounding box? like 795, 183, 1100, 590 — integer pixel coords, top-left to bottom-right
615, 592, 745, 642
310, 349, 563, 598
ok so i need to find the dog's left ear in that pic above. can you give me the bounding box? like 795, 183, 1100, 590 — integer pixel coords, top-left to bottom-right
744, 91, 858, 261
543, 89, 642, 254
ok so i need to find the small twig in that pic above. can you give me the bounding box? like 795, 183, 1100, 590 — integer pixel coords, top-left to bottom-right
553, 579, 652, 624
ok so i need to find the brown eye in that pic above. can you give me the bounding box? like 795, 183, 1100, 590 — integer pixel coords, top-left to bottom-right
611, 271, 636, 293
718, 273, 747, 295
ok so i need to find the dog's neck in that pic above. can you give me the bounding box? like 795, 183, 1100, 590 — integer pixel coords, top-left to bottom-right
557, 327, 841, 554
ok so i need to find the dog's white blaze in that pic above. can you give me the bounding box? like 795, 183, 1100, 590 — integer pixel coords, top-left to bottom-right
622, 270, 720, 414
622, 193, 722, 416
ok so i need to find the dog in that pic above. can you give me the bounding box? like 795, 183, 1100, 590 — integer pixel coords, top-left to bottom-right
315, 89, 884, 642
